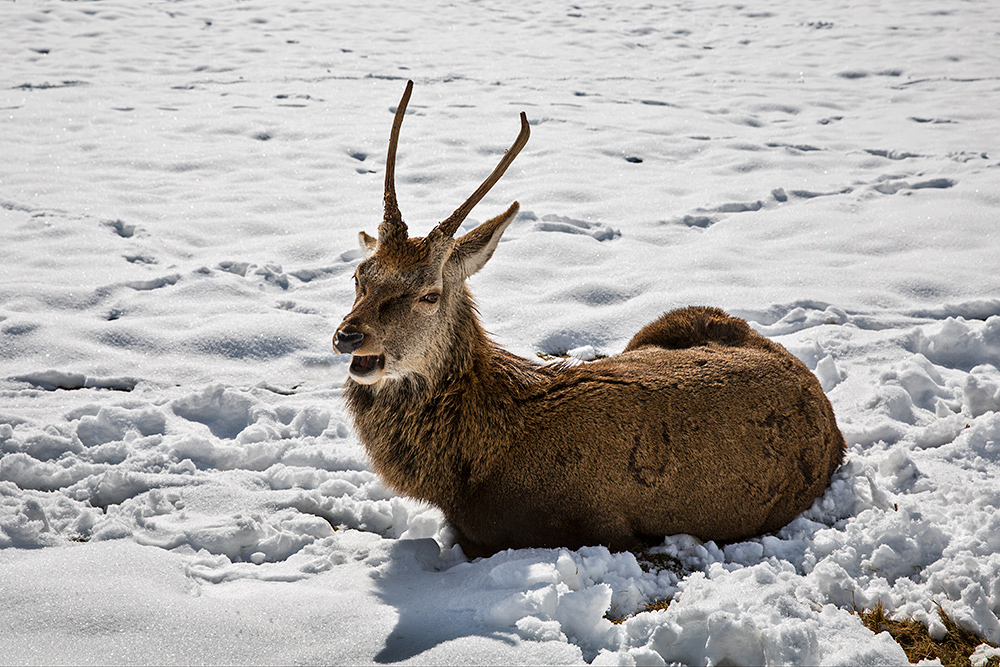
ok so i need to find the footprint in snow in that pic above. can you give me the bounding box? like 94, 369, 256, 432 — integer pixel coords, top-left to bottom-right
711, 200, 763, 213
254, 264, 289, 289
766, 142, 823, 153
673, 214, 716, 228
217, 260, 251, 277
864, 148, 922, 161
104, 219, 137, 238
215, 261, 349, 284
871, 178, 956, 195
669, 200, 764, 228
771, 187, 853, 202
288, 265, 351, 282
349, 150, 377, 174
274, 93, 319, 108
519, 211, 620, 241
125, 274, 181, 291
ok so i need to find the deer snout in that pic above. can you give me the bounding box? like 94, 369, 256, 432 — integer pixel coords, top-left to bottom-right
334, 329, 365, 354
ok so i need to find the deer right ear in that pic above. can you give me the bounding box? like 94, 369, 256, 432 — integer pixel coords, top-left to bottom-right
358, 231, 378, 257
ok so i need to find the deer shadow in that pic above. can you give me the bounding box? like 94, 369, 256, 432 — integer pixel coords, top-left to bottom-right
371, 538, 517, 663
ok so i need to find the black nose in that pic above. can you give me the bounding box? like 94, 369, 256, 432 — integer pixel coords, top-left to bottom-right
334, 330, 365, 354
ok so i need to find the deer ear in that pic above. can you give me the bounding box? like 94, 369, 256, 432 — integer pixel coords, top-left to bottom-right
358, 231, 378, 257
448, 202, 519, 279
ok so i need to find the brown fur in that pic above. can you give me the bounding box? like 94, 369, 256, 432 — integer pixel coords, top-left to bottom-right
334, 83, 846, 558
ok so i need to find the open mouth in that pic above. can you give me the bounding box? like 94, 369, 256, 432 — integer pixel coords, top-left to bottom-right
350, 354, 384, 379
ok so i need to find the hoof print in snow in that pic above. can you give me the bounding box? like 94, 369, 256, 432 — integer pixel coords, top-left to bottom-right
911, 116, 957, 124
254, 264, 289, 289
865, 148, 921, 161
535, 214, 620, 242
274, 93, 317, 107
766, 142, 822, 152
105, 219, 137, 238
872, 178, 956, 195
671, 214, 717, 228
672, 200, 764, 228
217, 260, 251, 277
712, 200, 764, 214
640, 99, 676, 107
289, 266, 348, 283
773, 187, 853, 202
125, 274, 181, 291
351, 151, 376, 173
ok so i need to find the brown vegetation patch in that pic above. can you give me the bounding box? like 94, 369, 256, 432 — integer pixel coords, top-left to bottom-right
634, 549, 685, 576
605, 549, 686, 624
858, 602, 1000, 667
605, 597, 672, 625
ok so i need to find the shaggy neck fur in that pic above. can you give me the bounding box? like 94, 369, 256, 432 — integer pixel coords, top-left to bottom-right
344, 289, 545, 510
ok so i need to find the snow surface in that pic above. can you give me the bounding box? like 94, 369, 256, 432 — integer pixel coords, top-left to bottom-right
2, 0, 999, 664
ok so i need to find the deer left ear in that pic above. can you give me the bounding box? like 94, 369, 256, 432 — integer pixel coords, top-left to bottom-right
358, 231, 378, 257
448, 202, 519, 279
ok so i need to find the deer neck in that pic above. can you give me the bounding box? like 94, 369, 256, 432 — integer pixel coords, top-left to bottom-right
344, 292, 538, 507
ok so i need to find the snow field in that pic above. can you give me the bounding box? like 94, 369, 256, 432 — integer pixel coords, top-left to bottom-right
3, 0, 1000, 664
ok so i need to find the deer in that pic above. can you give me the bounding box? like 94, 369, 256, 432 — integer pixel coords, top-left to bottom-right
333, 81, 846, 559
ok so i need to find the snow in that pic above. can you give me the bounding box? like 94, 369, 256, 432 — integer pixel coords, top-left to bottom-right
2, 0, 999, 664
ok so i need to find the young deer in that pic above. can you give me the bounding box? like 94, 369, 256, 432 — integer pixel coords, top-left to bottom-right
334, 81, 846, 558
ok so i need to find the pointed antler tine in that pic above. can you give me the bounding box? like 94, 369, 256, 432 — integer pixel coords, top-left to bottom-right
379, 80, 414, 244
433, 111, 530, 239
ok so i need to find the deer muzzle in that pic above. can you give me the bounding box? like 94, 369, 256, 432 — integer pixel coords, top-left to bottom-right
334, 325, 385, 384
334, 330, 365, 354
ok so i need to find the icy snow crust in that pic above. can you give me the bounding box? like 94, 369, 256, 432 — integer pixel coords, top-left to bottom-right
2, 0, 999, 664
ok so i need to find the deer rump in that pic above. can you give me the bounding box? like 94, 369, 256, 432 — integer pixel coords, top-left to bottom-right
346, 308, 845, 560
335, 82, 846, 559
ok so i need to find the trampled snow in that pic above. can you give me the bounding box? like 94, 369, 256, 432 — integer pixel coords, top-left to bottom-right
2, 0, 999, 664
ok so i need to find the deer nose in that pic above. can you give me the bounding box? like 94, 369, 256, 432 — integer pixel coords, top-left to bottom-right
334, 330, 365, 354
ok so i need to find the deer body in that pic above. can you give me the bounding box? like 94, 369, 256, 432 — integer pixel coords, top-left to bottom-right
335, 82, 846, 558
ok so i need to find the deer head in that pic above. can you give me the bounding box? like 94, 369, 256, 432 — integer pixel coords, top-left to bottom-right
333, 81, 530, 386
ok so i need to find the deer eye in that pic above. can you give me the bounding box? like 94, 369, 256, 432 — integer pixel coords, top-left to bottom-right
419, 292, 440, 304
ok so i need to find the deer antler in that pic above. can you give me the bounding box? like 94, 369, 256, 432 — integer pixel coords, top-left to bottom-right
379, 80, 414, 245
431, 111, 530, 240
